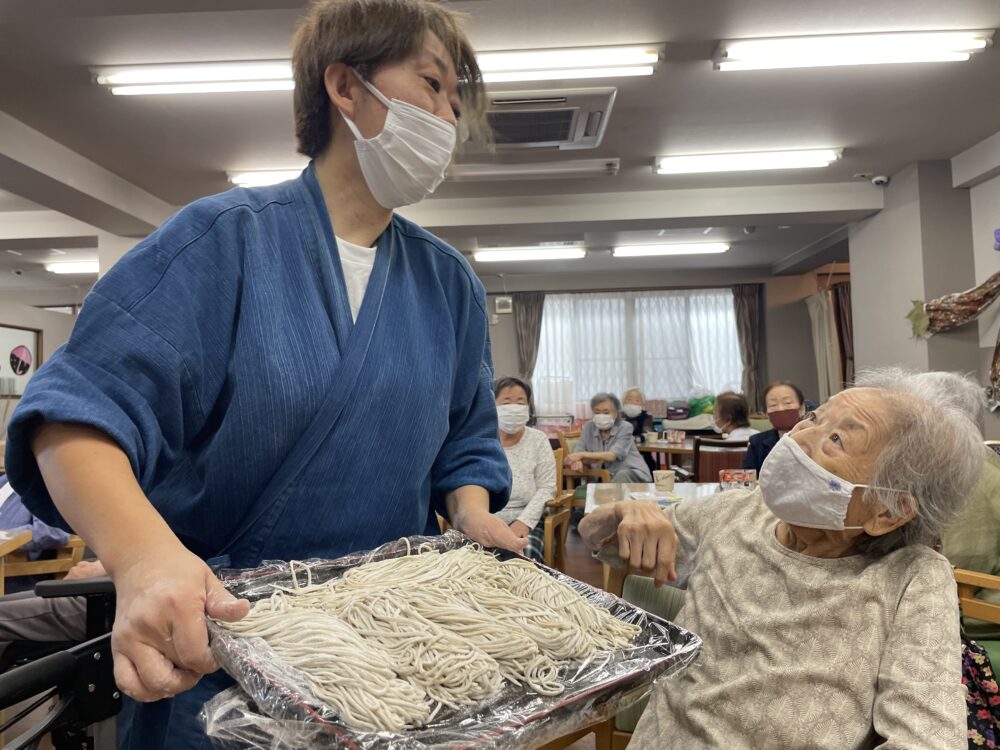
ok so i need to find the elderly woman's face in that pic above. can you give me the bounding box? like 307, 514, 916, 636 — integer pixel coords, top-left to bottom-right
623, 392, 643, 407
495, 385, 528, 406
787, 388, 891, 488
592, 400, 616, 417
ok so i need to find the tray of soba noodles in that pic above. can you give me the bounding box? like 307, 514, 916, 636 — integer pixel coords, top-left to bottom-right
202, 530, 702, 749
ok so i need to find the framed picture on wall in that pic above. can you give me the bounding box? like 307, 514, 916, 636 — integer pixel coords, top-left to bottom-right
0, 324, 42, 396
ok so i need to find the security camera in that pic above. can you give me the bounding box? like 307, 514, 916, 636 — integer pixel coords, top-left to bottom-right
11, 269, 23, 276
871, 175, 890, 187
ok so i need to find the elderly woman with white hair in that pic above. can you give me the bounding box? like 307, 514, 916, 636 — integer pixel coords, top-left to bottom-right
565, 392, 652, 483
580, 368, 984, 749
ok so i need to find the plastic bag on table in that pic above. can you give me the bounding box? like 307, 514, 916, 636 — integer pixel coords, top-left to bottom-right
202, 531, 702, 749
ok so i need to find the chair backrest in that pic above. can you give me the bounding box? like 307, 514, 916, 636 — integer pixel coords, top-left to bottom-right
955, 568, 1000, 625
693, 437, 748, 483
557, 429, 581, 456
552, 448, 564, 495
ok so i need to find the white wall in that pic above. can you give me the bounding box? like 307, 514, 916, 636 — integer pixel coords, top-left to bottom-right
970, 173, 1000, 438
848, 164, 929, 371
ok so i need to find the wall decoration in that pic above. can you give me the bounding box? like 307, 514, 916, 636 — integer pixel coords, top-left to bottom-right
0, 325, 41, 396
494, 296, 513, 314
907, 238, 1000, 410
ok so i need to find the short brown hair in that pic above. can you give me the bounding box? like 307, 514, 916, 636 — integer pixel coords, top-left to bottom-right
715, 391, 750, 428
292, 0, 487, 158
763, 380, 804, 406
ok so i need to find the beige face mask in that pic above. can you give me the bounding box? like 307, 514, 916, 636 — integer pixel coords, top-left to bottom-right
339, 70, 456, 209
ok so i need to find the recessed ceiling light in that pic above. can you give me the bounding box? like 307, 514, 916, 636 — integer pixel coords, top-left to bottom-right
716, 30, 993, 71
45, 261, 99, 274
655, 149, 842, 174
612, 243, 730, 257
473, 245, 587, 262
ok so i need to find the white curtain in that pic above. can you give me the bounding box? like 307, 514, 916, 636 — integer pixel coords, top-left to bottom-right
805, 291, 844, 402
533, 289, 743, 416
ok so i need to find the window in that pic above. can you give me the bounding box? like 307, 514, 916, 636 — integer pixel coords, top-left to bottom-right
532, 289, 742, 416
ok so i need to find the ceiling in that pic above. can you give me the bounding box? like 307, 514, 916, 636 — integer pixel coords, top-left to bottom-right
1, 0, 999, 299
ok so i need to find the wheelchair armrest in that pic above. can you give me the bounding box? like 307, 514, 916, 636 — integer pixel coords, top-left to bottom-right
35, 576, 115, 598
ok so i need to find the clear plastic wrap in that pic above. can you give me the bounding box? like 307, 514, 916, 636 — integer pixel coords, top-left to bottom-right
202, 531, 701, 749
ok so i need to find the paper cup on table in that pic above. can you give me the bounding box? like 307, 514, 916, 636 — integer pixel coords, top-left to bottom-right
653, 470, 675, 492
644, 432, 659, 444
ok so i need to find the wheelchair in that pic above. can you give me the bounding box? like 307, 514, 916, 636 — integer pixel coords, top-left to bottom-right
0, 576, 120, 750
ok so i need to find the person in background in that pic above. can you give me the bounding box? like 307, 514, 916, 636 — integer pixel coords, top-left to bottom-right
493, 377, 556, 562
565, 393, 652, 483
622, 387, 657, 476
743, 381, 806, 473
712, 391, 758, 441
580, 368, 982, 749
0, 474, 71, 594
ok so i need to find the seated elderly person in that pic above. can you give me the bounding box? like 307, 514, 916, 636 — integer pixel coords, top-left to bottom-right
580, 368, 981, 749
493, 376, 556, 562
711, 391, 758, 441
622, 387, 657, 475
566, 393, 652, 483
743, 380, 806, 473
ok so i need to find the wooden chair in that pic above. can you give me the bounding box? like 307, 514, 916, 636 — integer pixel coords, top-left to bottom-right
557, 429, 613, 504
955, 567, 1000, 667
692, 437, 749, 483
1, 535, 86, 595
542, 449, 574, 571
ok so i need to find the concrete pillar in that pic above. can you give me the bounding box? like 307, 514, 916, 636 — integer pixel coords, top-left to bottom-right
849, 161, 979, 376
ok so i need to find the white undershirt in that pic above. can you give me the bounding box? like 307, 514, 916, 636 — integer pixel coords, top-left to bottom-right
335, 236, 377, 322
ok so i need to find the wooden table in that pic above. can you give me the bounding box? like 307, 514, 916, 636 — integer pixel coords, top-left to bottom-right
584, 482, 719, 596
638, 438, 695, 469
0, 529, 32, 596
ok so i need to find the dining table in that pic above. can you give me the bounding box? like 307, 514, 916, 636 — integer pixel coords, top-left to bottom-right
582, 481, 722, 596
637, 437, 696, 469
0, 529, 32, 596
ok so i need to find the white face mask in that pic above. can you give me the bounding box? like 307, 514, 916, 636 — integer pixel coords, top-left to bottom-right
339, 70, 456, 209
496, 404, 530, 435
759, 435, 868, 531
593, 414, 616, 431
711, 421, 724, 434
622, 404, 642, 418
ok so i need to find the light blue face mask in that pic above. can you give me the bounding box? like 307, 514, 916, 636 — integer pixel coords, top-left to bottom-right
759, 435, 868, 530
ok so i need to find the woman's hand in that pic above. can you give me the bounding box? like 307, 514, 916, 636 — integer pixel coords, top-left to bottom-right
453, 505, 528, 553
109, 544, 250, 702
615, 501, 679, 587
509, 520, 532, 538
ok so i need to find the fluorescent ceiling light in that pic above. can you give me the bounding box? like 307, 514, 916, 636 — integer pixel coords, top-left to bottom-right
45, 261, 99, 274
94, 45, 658, 96
655, 148, 842, 174
482, 65, 654, 83
478, 45, 658, 82
228, 169, 305, 187
109, 81, 294, 95
613, 243, 730, 257
449, 158, 619, 181
473, 246, 587, 263
717, 30, 993, 71
95, 61, 295, 95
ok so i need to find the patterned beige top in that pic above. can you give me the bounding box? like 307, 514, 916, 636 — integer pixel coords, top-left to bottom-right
599, 489, 966, 750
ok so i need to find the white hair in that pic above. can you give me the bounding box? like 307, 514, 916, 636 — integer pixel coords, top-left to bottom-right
852, 367, 986, 554
623, 386, 646, 403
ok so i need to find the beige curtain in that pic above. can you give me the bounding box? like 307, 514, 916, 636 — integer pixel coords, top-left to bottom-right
732, 284, 763, 411
512, 292, 545, 381
834, 283, 854, 386
805, 290, 844, 402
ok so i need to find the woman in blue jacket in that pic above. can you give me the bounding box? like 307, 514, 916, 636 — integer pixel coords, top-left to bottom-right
4, 1, 520, 746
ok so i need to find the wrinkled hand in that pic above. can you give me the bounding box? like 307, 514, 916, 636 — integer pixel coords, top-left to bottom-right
109, 545, 250, 702
564, 452, 582, 466
65, 559, 106, 580
453, 506, 528, 553
615, 501, 679, 587
509, 520, 532, 538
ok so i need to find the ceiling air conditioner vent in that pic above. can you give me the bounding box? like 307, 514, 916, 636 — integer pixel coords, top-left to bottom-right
483, 86, 616, 150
